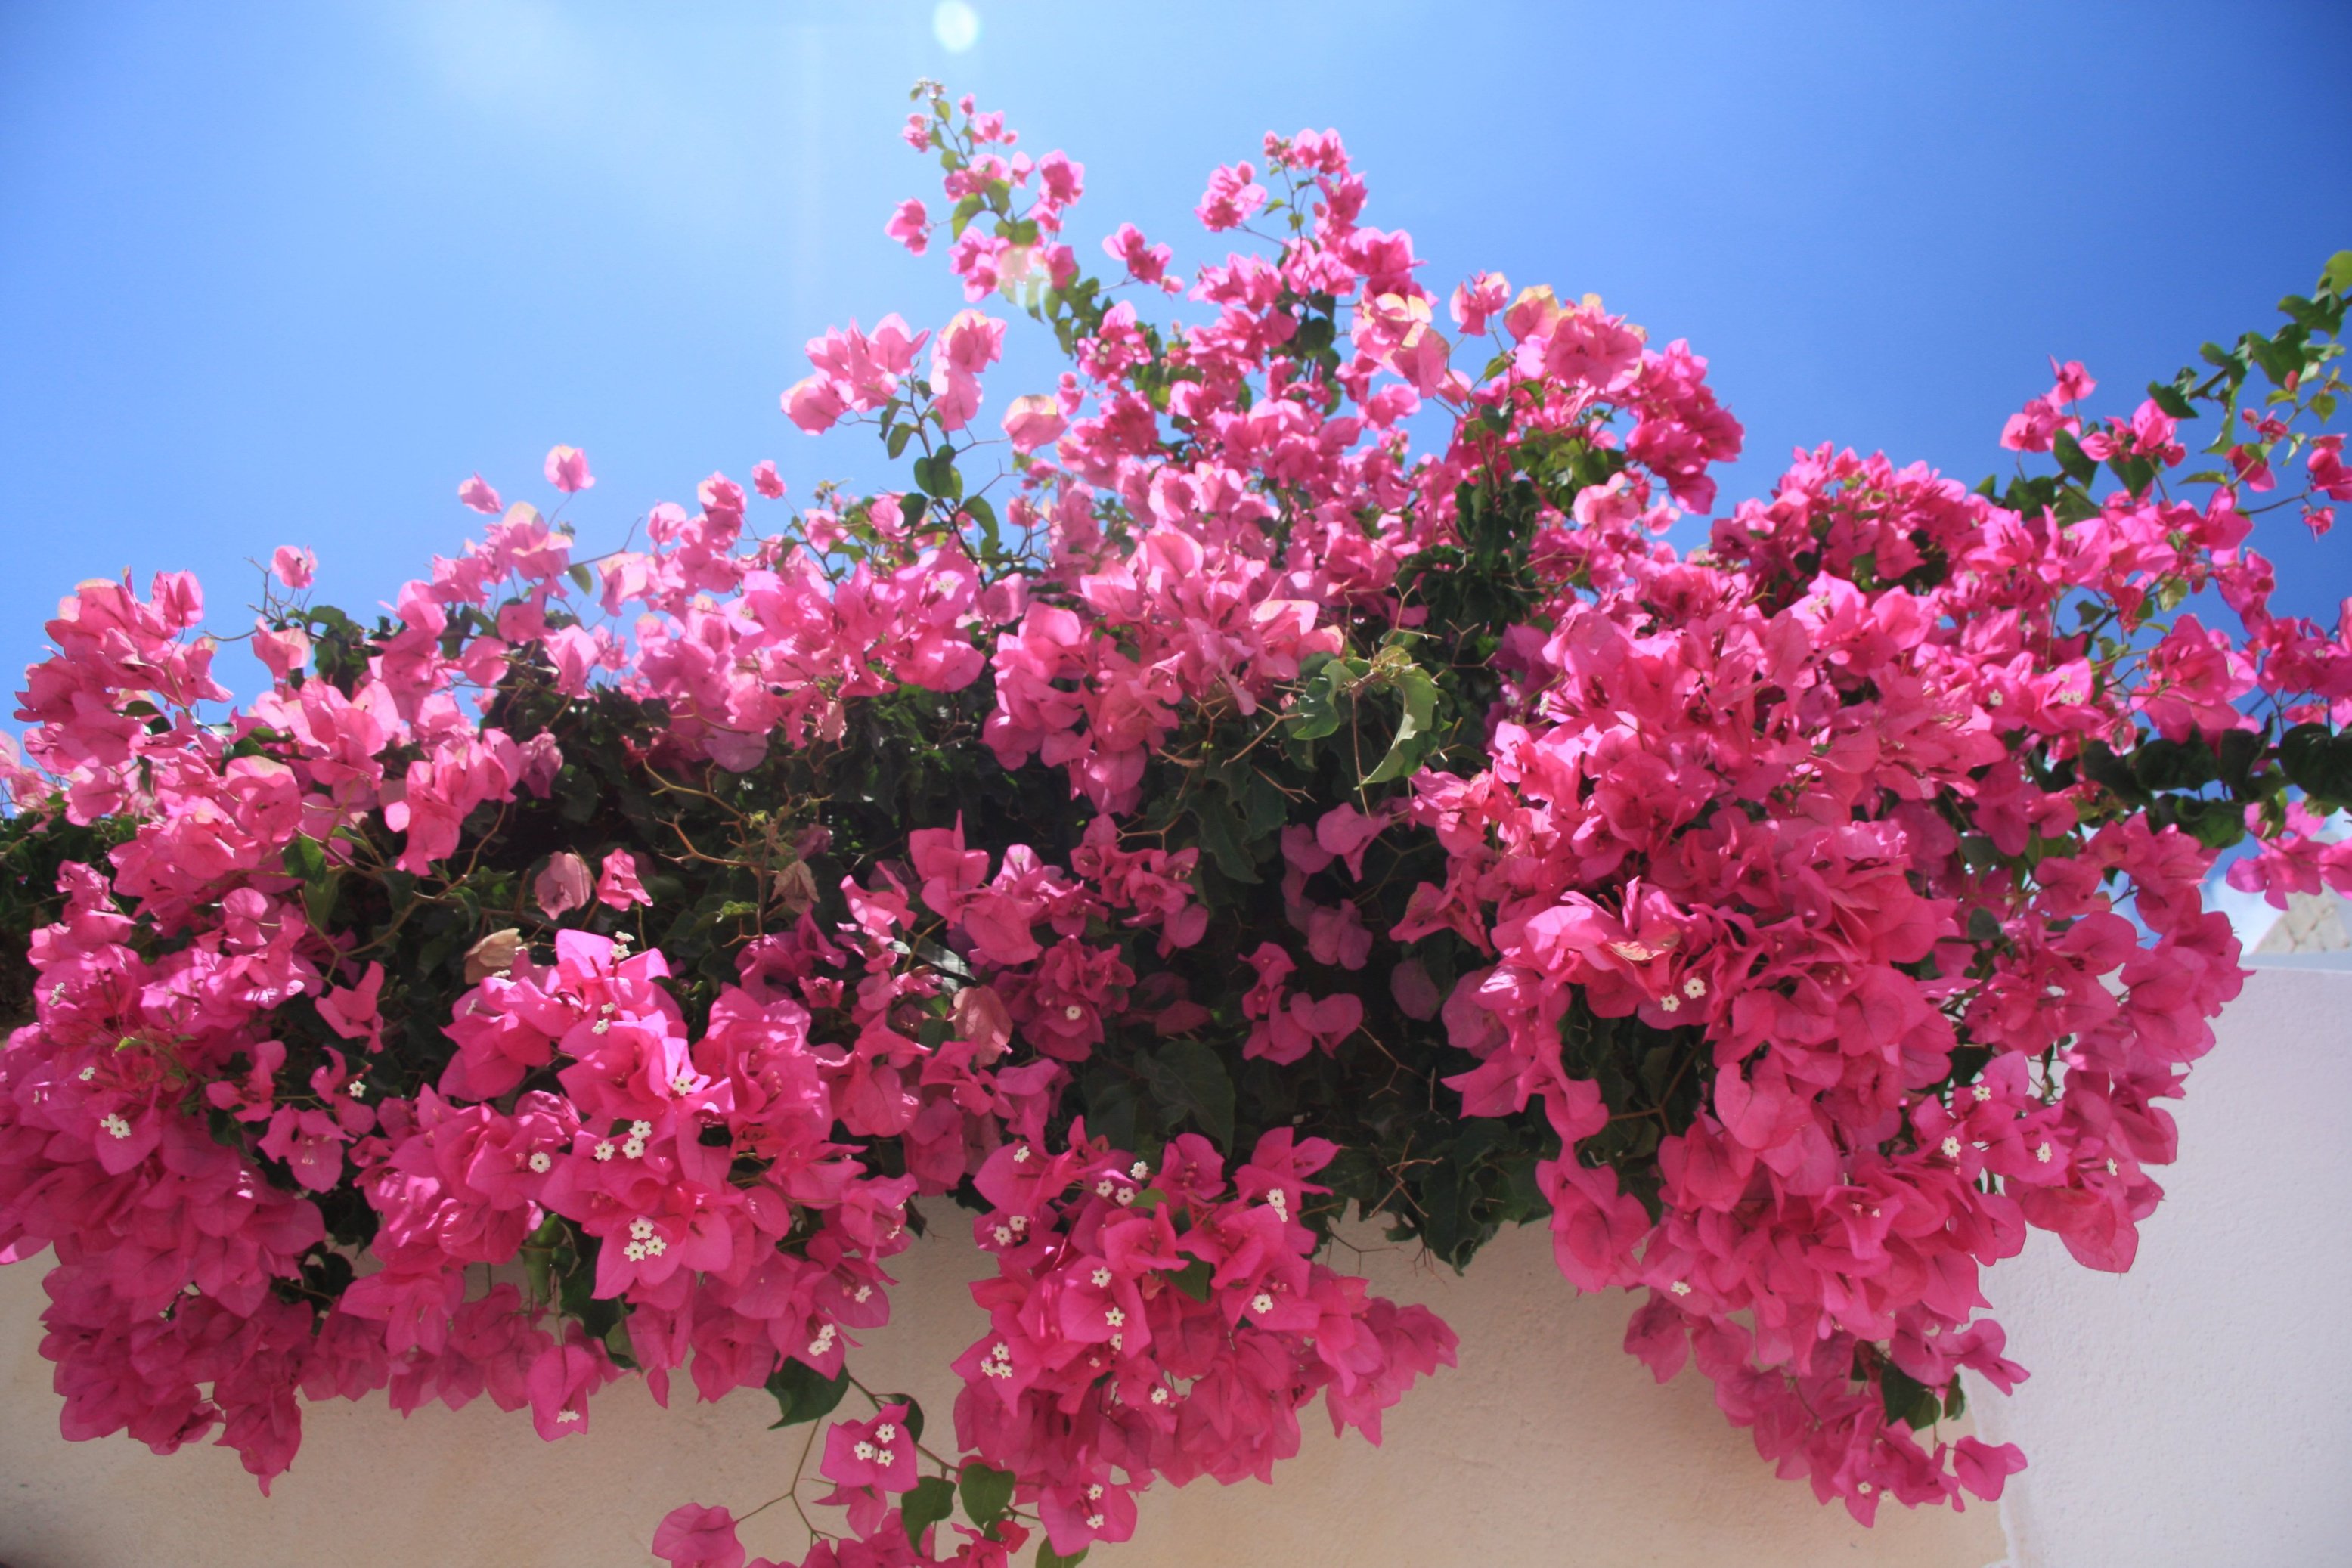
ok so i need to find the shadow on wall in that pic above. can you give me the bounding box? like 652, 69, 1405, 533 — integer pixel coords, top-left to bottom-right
8, 972, 2344, 1568
0, 1206, 2002, 1566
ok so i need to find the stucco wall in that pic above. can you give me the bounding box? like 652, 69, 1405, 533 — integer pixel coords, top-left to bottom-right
1974, 962, 2352, 1568
15, 971, 2348, 1566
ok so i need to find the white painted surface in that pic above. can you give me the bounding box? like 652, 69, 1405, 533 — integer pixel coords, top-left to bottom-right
8, 969, 2345, 1567
1975, 964, 2352, 1568
0, 1213, 2000, 1566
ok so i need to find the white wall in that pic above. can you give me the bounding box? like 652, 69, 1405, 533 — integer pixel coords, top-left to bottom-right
1975, 963, 2352, 1568
6, 969, 2345, 1568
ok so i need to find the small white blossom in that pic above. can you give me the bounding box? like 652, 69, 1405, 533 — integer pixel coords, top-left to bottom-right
528, 1151, 553, 1173
1063, 1003, 1084, 1021
1669, 1281, 1692, 1297
621, 1138, 646, 1160
1130, 1161, 1150, 1179
98, 1113, 132, 1139
1682, 977, 1706, 999
1658, 993, 1680, 1013
629, 1120, 653, 1139
1940, 1136, 1962, 1158
875, 1423, 897, 1443
1104, 1307, 1126, 1328
593, 1140, 615, 1161
1091, 1266, 1112, 1287
556, 1408, 581, 1424
1250, 1292, 1275, 1316
1012, 1145, 1030, 1164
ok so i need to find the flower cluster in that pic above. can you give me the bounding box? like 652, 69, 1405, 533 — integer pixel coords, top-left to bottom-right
4, 80, 2350, 1563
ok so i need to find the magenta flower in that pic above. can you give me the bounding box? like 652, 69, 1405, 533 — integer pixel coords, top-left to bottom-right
597, 849, 653, 910
533, 851, 593, 919
820, 1403, 918, 1493
268, 545, 315, 590
457, 473, 504, 513
543, 443, 594, 494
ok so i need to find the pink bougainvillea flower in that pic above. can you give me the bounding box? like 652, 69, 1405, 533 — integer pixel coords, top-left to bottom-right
885, 197, 930, 255
1001, 393, 1067, 454
269, 546, 316, 590
820, 1404, 918, 1493
751, 460, 786, 499
597, 848, 654, 909
459, 474, 504, 514
534, 851, 593, 919
544, 444, 595, 494
652, 1504, 748, 1568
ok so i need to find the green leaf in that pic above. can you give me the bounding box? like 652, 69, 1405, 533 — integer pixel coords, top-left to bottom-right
901, 1475, 956, 1548
898, 491, 928, 530
1167, 1256, 1214, 1302
1188, 789, 1260, 884
764, 1358, 852, 1429
963, 494, 1001, 553
887, 424, 916, 460
2129, 736, 2217, 794
1878, 1362, 1941, 1432
2051, 428, 2097, 487
302, 871, 342, 931
282, 832, 329, 885
2279, 724, 2352, 807
1037, 1542, 1089, 1568
1361, 662, 1439, 786
2319, 250, 2352, 299
1288, 658, 1346, 742
957, 1461, 1016, 1530
1140, 1038, 1235, 1149
2145, 381, 2197, 420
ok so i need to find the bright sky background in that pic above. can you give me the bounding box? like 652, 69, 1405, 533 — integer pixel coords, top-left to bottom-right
3, 0, 2349, 944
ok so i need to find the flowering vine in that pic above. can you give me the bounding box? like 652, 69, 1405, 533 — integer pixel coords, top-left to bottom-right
4, 81, 2350, 1566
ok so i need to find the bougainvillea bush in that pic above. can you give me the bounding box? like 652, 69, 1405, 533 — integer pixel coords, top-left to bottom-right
5, 82, 2351, 1567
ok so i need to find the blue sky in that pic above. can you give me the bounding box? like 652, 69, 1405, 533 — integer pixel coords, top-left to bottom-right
2, 2, 2347, 789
